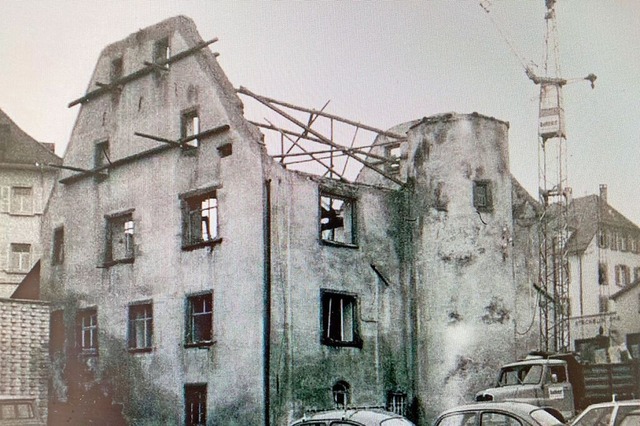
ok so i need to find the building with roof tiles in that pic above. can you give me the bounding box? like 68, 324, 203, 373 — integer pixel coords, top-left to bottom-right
0, 109, 61, 297
567, 185, 640, 356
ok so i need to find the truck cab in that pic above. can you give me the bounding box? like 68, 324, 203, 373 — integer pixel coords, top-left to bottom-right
475, 357, 575, 422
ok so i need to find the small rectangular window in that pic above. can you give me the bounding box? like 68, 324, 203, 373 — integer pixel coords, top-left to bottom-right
634, 267, 640, 284
181, 110, 200, 149
598, 263, 608, 285
321, 290, 361, 347
52, 227, 64, 265
615, 265, 630, 287
105, 213, 134, 263
181, 191, 218, 249
320, 192, 356, 246
598, 229, 608, 248
184, 384, 207, 426
10, 243, 31, 272
128, 303, 153, 351
77, 309, 98, 352
94, 140, 110, 170
384, 143, 401, 174
599, 295, 609, 313
111, 57, 123, 82
185, 293, 213, 347
153, 37, 171, 66
473, 180, 493, 212
387, 391, 407, 416
10, 187, 33, 215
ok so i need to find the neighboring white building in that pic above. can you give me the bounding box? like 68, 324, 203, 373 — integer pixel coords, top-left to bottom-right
610, 280, 640, 359
567, 185, 640, 353
0, 109, 61, 297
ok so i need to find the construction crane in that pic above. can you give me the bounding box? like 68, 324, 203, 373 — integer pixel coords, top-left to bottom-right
480, 0, 596, 352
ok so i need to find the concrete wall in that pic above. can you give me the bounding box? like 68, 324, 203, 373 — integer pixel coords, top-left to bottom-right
0, 166, 56, 296
0, 298, 50, 421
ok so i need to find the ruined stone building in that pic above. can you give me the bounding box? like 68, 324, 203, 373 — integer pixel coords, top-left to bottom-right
0, 109, 61, 297
566, 185, 640, 359
40, 16, 541, 425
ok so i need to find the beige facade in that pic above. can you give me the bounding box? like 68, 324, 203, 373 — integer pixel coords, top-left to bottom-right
0, 109, 61, 297
40, 16, 540, 426
566, 188, 640, 346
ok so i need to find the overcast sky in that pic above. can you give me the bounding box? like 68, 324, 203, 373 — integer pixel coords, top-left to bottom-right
1, 1, 639, 223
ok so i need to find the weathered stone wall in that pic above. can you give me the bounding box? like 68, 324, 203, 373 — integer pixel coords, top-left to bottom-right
0, 298, 50, 421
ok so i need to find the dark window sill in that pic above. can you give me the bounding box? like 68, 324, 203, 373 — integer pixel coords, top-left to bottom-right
100, 257, 135, 268
128, 347, 153, 354
181, 237, 222, 252
321, 239, 359, 249
321, 337, 362, 349
184, 340, 215, 349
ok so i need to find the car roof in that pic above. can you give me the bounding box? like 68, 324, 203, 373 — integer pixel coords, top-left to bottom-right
502, 359, 565, 368
581, 399, 640, 409
292, 408, 410, 424
437, 401, 549, 418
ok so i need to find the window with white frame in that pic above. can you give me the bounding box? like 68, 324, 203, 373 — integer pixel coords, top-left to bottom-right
105, 213, 134, 264
615, 265, 631, 287
128, 303, 153, 351
320, 192, 356, 246
387, 391, 408, 416
181, 191, 218, 249
10, 243, 31, 272
185, 293, 213, 347
181, 109, 200, 149
185, 384, 207, 426
321, 290, 361, 347
77, 309, 98, 353
10, 187, 33, 215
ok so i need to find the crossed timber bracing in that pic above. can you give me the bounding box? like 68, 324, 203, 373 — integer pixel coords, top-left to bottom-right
237, 87, 406, 186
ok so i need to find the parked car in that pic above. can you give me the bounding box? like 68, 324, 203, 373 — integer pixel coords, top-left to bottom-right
570, 399, 640, 426
433, 402, 564, 426
0, 396, 44, 426
289, 407, 415, 425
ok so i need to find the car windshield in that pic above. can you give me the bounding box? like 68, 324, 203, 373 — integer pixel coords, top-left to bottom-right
498, 365, 543, 386
571, 406, 614, 426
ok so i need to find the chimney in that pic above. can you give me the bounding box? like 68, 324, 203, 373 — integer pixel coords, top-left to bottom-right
599, 184, 608, 204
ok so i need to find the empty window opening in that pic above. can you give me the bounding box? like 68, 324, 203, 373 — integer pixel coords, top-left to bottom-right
77, 309, 98, 352
182, 191, 218, 249
94, 140, 110, 169
384, 143, 401, 174
217, 143, 232, 158
387, 391, 408, 416
52, 227, 64, 265
10, 243, 31, 272
332, 381, 351, 408
111, 57, 123, 82
185, 384, 207, 426
473, 180, 493, 212
128, 303, 153, 351
321, 290, 360, 347
186, 293, 213, 347
153, 37, 171, 66
320, 193, 356, 245
181, 110, 200, 149
106, 213, 134, 263
10, 187, 33, 215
